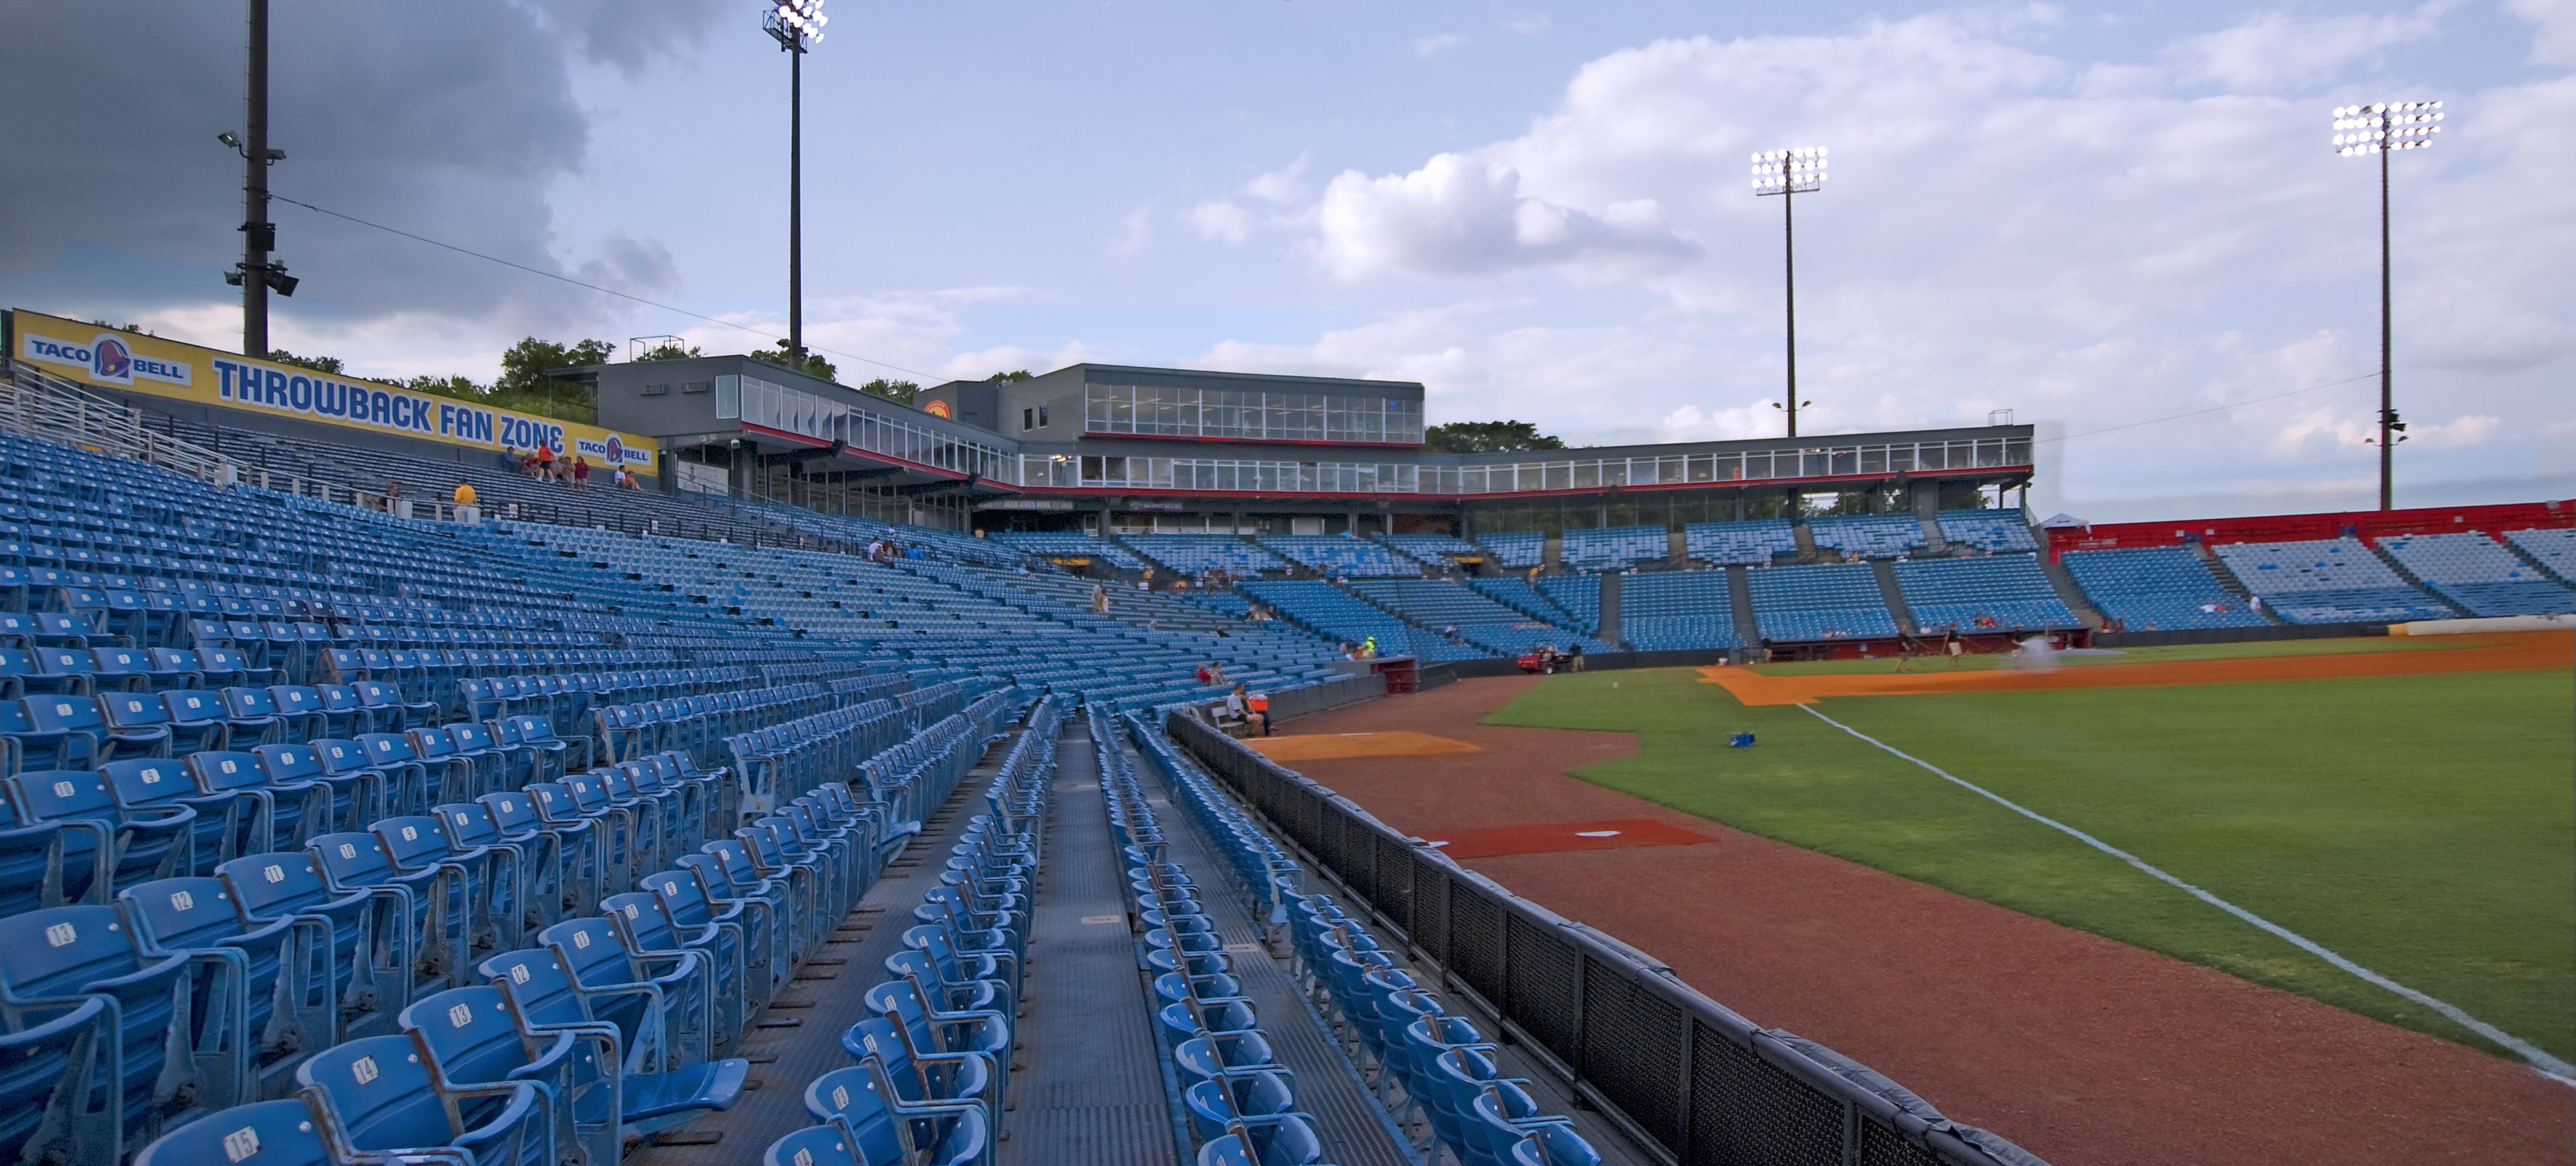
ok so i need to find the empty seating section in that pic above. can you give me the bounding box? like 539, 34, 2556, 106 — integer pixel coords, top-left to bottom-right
1805, 514, 1923, 559
1746, 564, 1897, 642
1382, 532, 1476, 563
1126, 535, 1291, 577
1534, 576, 1603, 637
1349, 580, 1612, 655
988, 531, 1147, 570
1892, 556, 2081, 633
1558, 525, 1667, 571
1239, 580, 1481, 660
2059, 547, 2268, 629
2213, 539, 2452, 623
2507, 527, 2573, 579
1470, 577, 1579, 628
2376, 532, 2574, 617
1684, 519, 1796, 565
1937, 509, 2038, 552
1478, 531, 1544, 569
1617, 572, 1744, 650
734, 500, 1032, 569
1258, 535, 1418, 577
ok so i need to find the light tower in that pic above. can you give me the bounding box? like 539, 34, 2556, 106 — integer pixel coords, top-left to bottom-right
1752, 147, 1826, 438
763, 0, 827, 371
2333, 100, 2440, 510
220, 0, 294, 357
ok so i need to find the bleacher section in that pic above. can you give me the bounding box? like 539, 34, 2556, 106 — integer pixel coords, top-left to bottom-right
2378, 532, 2575, 617
1258, 534, 1418, 578
1893, 555, 2082, 633
1350, 579, 1613, 655
1685, 518, 1797, 565
736, 500, 1031, 569
1746, 563, 1899, 642
1124, 534, 1291, 577
1559, 523, 1667, 571
2060, 547, 2269, 630
1470, 576, 1581, 627
1805, 514, 1924, 559
2213, 539, 2454, 623
988, 529, 1148, 570
2507, 527, 2573, 579
1937, 508, 2040, 552
1381, 531, 1478, 563
1617, 570, 1745, 650
1479, 530, 1545, 569
1534, 575, 1603, 639
1238, 579, 1483, 660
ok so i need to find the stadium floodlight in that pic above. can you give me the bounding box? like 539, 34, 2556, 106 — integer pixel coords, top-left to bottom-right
762, 0, 828, 372
1751, 146, 1827, 438
220, 0, 289, 357
2332, 101, 2440, 510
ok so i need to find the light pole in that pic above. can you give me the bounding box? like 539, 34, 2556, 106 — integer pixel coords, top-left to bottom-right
220, 0, 293, 357
763, 0, 826, 373
2333, 100, 2439, 511
1752, 147, 1826, 438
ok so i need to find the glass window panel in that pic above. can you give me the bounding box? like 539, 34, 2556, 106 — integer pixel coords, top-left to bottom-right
1544, 464, 1571, 491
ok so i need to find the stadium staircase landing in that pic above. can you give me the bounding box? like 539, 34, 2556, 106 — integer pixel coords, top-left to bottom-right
1726, 565, 1760, 637
2038, 557, 2108, 629
1871, 560, 1917, 633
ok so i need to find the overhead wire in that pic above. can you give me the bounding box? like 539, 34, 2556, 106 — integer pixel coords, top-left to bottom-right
2036, 372, 2380, 444
267, 193, 939, 381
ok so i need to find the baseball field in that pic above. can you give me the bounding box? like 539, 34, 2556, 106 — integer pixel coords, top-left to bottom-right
1265, 630, 2575, 1165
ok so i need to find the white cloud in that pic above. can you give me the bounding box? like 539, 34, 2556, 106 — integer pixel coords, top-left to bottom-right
1313, 153, 1700, 280
1414, 33, 1466, 57
1505, 15, 1553, 35
1192, 201, 1251, 243
1109, 206, 1152, 255
1245, 152, 1313, 205
2172, 1, 2458, 90
2507, 0, 2576, 67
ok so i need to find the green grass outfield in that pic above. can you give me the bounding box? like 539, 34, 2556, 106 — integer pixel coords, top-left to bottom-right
1484, 651, 2576, 1063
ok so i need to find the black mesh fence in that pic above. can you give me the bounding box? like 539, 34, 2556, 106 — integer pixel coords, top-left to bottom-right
1168, 710, 2054, 1166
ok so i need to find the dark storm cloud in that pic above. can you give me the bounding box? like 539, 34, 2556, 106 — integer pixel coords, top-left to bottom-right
0, 0, 720, 333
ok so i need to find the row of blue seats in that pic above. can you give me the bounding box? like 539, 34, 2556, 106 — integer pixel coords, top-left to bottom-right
106, 690, 1020, 1165
764, 698, 1064, 1166
1100, 706, 1329, 1166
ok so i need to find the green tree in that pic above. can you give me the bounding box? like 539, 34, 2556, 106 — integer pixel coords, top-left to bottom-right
857, 378, 921, 405
494, 337, 615, 396
1422, 420, 1565, 454
985, 369, 1033, 382
405, 374, 487, 400
637, 341, 702, 361
752, 341, 836, 382
266, 349, 344, 374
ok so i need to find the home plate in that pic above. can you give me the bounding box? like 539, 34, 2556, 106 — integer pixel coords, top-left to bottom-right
1419, 819, 1714, 859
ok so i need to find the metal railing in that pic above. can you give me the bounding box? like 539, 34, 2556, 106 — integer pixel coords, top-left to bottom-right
1164, 711, 2052, 1166
0, 365, 240, 484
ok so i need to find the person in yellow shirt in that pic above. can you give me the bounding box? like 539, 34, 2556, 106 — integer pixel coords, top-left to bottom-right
453, 482, 477, 506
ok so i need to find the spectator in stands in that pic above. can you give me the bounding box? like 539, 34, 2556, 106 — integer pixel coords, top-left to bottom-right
1224, 682, 1249, 724
1195, 662, 1213, 684
570, 457, 592, 490
1090, 583, 1110, 615
381, 480, 403, 511
452, 481, 476, 507
1359, 636, 1378, 658
534, 445, 558, 480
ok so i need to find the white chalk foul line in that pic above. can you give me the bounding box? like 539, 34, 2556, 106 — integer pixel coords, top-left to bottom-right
1798, 702, 2576, 1084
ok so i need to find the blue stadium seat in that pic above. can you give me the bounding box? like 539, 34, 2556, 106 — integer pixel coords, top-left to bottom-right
128, 1097, 330, 1166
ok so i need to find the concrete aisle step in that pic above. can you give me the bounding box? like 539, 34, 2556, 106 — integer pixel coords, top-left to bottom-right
998, 729, 1180, 1166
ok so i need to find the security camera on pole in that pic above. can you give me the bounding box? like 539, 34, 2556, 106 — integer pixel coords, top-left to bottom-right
1752, 147, 1826, 439
762, 0, 828, 373
2331, 100, 2440, 511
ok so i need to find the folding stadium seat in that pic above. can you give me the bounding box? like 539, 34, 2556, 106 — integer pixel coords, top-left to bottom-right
379, 813, 520, 954
541, 915, 716, 1067
2, 696, 104, 772
119, 874, 335, 1095
0, 905, 248, 1157
355, 678, 434, 732
502, 713, 592, 782
0, 992, 114, 1166
438, 721, 512, 798
603, 889, 746, 1053
309, 827, 470, 999
290, 1034, 554, 1166
802, 1065, 991, 1166
216, 685, 291, 746
9, 769, 194, 902
702, 839, 807, 965
484, 788, 595, 924
643, 864, 777, 1009
1185, 1071, 1309, 1147
265, 684, 331, 742
188, 748, 326, 855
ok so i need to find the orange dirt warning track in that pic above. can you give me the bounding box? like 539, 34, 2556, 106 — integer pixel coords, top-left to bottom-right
1701, 629, 2572, 704
1272, 667, 2575, 1166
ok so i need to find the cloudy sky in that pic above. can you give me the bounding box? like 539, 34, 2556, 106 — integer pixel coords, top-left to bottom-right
5, 0, 2570, 519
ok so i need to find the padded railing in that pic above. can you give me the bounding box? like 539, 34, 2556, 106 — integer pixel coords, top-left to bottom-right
1164, 711, 2053, 1166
